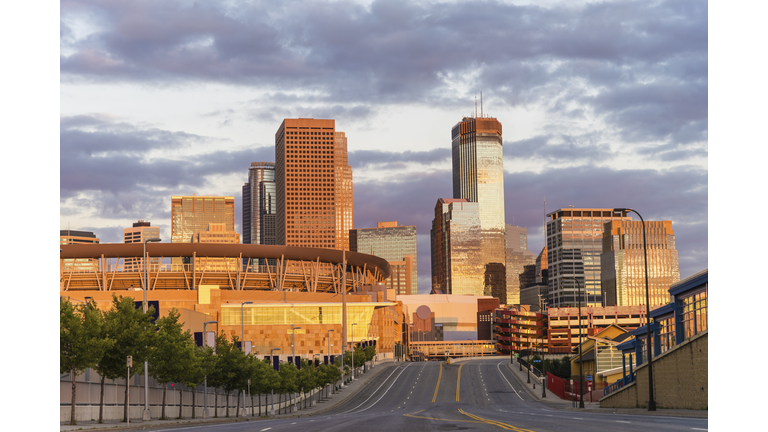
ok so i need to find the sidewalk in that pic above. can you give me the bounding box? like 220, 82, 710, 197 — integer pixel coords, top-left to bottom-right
504, 358, 707, 419
60, 359, 402, 431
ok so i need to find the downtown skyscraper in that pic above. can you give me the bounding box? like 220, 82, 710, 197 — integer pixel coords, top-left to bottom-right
351, 221, 418, 295
242, 162, 276, 246
451, 116, 506, 298
275, 118, 353, 250
601, 220, 680, 307
546, 208, 631, 307
431, 198, 483, 295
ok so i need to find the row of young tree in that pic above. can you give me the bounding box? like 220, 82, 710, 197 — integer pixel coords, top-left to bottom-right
523, 354, 573, 380
60, 295, 376, 425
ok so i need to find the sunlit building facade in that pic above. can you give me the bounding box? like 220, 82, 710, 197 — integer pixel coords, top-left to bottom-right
60, 230, 100, 273
192, 223, 240, 271
504, 224, 534, 305
242, 162, 276, 246
600, 220, 680, 307
430, 198, 483, 296
275, 118, 353, 250
546, 208, 632, 308
171, 196, 235, 270
451, 116, 506, 299
350, 221, 418, 295
123, 220, 160, 271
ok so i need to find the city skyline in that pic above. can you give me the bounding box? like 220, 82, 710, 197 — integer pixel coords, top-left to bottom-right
60, 0, 708, 291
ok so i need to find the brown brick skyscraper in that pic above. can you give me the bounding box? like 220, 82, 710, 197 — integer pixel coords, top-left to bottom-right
275, 118, 353, 250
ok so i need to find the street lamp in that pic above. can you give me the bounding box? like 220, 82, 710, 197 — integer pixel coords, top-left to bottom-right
574, 277, 585, 409
239, 301, 252, 416
537, 300, 547, 399
614, 207, 656, 411
241, 301, 253, 353
351, 323, 358, 379
202, 320, 217, 418
327, 329, 335, 366
291, 325, 301, 360
142, 237, 161, 421
270, 348, 280, 416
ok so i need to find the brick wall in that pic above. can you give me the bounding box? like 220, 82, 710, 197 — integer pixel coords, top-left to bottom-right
600, 330, 707, 409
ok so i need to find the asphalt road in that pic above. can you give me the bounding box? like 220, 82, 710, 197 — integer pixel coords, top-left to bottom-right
139, 359, 709, 431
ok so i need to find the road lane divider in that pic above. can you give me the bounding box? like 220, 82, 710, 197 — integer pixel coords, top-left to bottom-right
342, 363, 411, 414
456, 363, 464, 402
431, 361, 443, 403
497, 361, 524, 401
459, 409, 536, 432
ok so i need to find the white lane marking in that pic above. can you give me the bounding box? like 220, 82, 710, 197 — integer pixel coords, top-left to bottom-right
261, 429, 272, 431
344, 363, 412, 414
617, 421, 631, 423
496, 361, 524, 401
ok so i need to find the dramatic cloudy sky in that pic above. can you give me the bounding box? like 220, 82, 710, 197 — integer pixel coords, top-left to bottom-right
60, 0, 708, 291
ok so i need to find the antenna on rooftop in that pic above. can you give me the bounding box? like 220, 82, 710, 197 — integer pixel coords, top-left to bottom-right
474, 94, 477, 118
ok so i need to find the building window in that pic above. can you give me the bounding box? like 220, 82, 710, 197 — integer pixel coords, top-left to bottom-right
681, 290, 707, 340
657, 316, 675, 354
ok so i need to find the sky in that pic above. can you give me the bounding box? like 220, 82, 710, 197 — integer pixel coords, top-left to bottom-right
59, 0, 708, 292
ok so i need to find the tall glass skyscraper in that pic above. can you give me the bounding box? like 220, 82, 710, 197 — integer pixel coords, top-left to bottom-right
430, 198, 483, 295
350, 221, 418, 295
546, 208, 631, 307
451, 117, 506, 299
242, 162, 276, 245
601, 220, 680, 307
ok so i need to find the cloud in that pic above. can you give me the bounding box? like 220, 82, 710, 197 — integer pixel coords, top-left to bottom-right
349, 148, 451, 169
504, 133, 615, 163
60, 115, 274, 207
352, 163, 707, 285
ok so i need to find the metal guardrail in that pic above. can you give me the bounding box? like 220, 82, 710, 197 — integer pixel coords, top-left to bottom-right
603, 373, 634, 397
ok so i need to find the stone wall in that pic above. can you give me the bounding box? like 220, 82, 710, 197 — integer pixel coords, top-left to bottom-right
600, 330, 707, 410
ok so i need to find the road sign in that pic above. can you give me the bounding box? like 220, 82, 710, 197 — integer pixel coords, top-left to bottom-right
587, 375, 592, 382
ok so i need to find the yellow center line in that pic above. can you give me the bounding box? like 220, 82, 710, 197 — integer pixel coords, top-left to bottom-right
403, 412, 484, 424
431, 361, 443, 403
456, 363, 464, 402
458, 408, 538, 432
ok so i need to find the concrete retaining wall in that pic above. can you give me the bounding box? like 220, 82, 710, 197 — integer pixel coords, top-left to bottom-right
600, 331, 707, 410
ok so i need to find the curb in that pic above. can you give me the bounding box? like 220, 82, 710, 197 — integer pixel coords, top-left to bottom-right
304, 361, 400, 416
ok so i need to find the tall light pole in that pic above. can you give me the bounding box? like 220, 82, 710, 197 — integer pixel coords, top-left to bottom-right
614, 208, 656, 411
270, 348, 280, 416
327, 329, 335, 365
142, 237, 161, 421
241, 301, 253, 353
574, 277, 585, 408
202, 320, 217, 418
291, 325, 301, 360
351, 323, 358, 379
240, 301, 252, 416
538, 296, 547, 398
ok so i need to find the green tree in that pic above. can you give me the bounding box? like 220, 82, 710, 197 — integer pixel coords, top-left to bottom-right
196, 345, 216, 418
93, 295, 155, 423
278, 361, 298, 414
258, 358, 281, 416
207, 333, 230, 418
60, 298, 111, 425
182, 347, 207, 419
296, 359, 318, 409
173, 336, 199, 419
212, 333, 244, 417
148, 308, 194, 420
